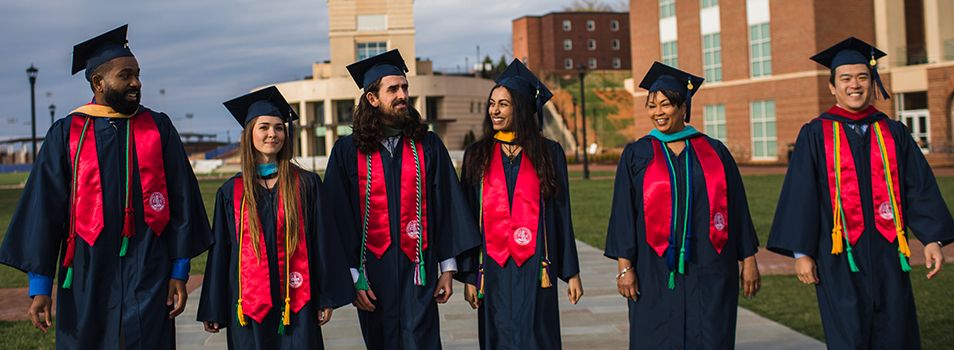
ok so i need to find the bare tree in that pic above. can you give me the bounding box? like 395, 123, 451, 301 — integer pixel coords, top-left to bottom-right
563, 0, 627, 12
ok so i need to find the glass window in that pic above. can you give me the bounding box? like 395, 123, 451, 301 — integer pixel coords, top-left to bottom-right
586, 20, 596, 31
702, 33, 722, 82
750, 100, 777, 159
356, 42, 387, 61
564, 58, 574, 69
610, 20, 620, 31
588, 58, 598, 69
749, 23, 772, 77
564, 39, 573, 51
662, 41, 679, 68
659, 0, 676, 18
612, 58, 622, 69
588, 39, 597, 51
703, 104, 727, 143
611, 39, 621, 50
701, 0, 718, 8
334, 100, 355, 124
563, 20, 572, 31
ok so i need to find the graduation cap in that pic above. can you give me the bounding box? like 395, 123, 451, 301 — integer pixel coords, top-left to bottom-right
223, 86, 298, 127
810, 36, 889, 99
495, 60, 553, 128
346, 49, 409, 90
638, 61, 705, 122
72, 25, 135, 81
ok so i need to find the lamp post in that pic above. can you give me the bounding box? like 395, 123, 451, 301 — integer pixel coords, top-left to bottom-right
26, 65, 38, 161
48, 104, 56, 125
571, 96, 580, 162
577, 64, 590, 180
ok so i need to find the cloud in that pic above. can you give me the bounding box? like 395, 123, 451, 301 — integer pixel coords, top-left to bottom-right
0, 0, 573, 139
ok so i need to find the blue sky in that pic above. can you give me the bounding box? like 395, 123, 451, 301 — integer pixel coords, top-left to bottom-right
0, 0, 579, 140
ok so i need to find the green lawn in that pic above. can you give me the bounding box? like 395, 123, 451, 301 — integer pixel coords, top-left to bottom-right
0, 171, 952, 349
0, 173, 28, 186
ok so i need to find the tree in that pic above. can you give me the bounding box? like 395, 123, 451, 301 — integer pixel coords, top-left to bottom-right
563, 0, 626, 12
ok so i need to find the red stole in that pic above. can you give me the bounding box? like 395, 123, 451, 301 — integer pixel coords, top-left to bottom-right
357, 137, 429, 262
642, 137, 729, 256
233, 176, 311, 324
65, 105, 169, 268
481, 143, 541, 267
820, 106, 903, 245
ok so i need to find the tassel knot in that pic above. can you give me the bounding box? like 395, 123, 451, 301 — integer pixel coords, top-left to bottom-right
896, 228, 911, 257
831, 225, 844, 255
540, 259, 553, 289
236, 300, 248, 327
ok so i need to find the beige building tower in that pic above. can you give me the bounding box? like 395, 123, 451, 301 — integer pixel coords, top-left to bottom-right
270, 0, 495, 158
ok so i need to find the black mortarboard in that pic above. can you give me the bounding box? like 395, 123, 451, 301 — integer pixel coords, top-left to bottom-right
223, 86, 298, 127
638, 61, 705, 122
810, 36, 889, 99
346, 49, 409, 90
495, 59, 553, 127
71, 25, 135, 81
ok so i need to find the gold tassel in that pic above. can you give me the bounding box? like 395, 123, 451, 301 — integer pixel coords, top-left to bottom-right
540, 260, 552, 288
831, 213, 844, 254
236, 300, 248, 327
896, 228, 911, 257
283, 297, 291, 326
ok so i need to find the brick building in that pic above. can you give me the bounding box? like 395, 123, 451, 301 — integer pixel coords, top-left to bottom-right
513, 11, 632, 77
627, 0, 954, 164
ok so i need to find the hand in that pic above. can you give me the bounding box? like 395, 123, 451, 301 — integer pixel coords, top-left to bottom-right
464, 283, 481, 309
924, 242, 944, 280
567, 274, 583, 304
317, 308, 333, 326
433, 271, 454, 304
167, 279, 188, 319
203, 321, 220, 333
740, 256, 761, 298
28, 295, 53, 333
353, 286, 377, 312
795, 255, 819, 284
616, 259, 639, 301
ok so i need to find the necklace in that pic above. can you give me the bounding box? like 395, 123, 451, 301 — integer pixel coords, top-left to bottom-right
502, 144, 521, 161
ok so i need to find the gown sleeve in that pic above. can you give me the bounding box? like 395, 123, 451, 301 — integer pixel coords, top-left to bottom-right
766, 123, 822, 258
196, 182, 234, 326
549, 141, 580, 281
453, 146, 481, 285
604, 142, 645, 262
428, 134, 481, 262
893, 123, 954, 245
0, 118, 71, 277
716, 140, 759, 260
307, 172, 357, 309
321, 138, 361, 270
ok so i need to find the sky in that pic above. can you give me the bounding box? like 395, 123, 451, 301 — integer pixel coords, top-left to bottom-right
0, 0, 582, 141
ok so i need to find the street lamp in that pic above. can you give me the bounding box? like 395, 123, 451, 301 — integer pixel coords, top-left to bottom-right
571, 96, 580, 162
577, 64, 590, 180
48, 104, 56, 125
26, 65, 38, 162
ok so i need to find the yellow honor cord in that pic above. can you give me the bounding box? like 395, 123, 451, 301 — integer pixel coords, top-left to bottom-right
236, 197, 248, 327
873, 123, 910, 257
831, 123, 845, 254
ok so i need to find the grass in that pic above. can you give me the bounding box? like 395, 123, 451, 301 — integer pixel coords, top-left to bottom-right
0, 173, 28, 186
0, 169, 951, 348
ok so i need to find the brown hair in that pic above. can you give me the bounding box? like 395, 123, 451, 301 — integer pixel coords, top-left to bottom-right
351, 78, 428, 154
239, 116, 301, 258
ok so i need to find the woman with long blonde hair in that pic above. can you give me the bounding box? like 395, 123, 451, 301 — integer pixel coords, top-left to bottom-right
197, 87, 354, 349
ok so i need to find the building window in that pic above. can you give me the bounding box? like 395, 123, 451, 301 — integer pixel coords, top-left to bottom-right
563, 20, 572, 31
612, 57, 622, 69
564, 39, 573, 51
750, 100, 777, 159
610, 20, 620, 31
703, 104, 726, 143
588, 58, 598, 69
425, 96, 442, 122
587, 39, 597, 51
661, 41, 679, 68
586, 20, 596, 31
702, 33, 722, 82
701, 0, 718, 8
659, 0, 676, 19
611, 39, 621, 50
565, 58, 574, 69
749, 23, 772, 77
334, 99, 355, 124
897, 91, 930, 151
357, 15, 387, 31
356, 42, 387, 61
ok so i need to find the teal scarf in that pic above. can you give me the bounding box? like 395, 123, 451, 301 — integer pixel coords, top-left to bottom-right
256, 162, 278, 177
650, 125, 700, 142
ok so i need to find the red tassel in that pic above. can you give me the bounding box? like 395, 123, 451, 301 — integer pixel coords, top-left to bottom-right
63, 234, 76, 268
122, 207, 135, 238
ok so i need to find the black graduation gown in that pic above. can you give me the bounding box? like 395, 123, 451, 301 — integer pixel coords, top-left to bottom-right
604, 134, 759, 350
766, 112, 954, 350
196, 171, 355, 350
456, 139, 580, 350
322, 132, 481, 350
0, 107, 213, 349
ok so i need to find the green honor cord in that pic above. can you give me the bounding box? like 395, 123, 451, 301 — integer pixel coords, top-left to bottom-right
119, 121, 131, 257
661, 141, 691, 290
63, 117, 92, 289
356, 154, 372, 291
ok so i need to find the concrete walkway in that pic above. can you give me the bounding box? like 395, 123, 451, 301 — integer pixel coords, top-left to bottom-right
175, 241, 824, 349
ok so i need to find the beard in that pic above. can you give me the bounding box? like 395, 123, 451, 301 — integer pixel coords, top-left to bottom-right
378, 98, 415, 126
104, 85, 141, 115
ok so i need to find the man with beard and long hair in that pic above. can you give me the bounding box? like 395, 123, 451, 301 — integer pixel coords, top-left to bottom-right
0, 25, 213, 349
322, 49, 480, 349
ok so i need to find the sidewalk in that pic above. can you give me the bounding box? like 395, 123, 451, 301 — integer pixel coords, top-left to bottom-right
175, 240, 824, 349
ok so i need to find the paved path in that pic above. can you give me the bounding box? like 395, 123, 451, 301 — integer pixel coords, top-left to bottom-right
175, 240, 824, 349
